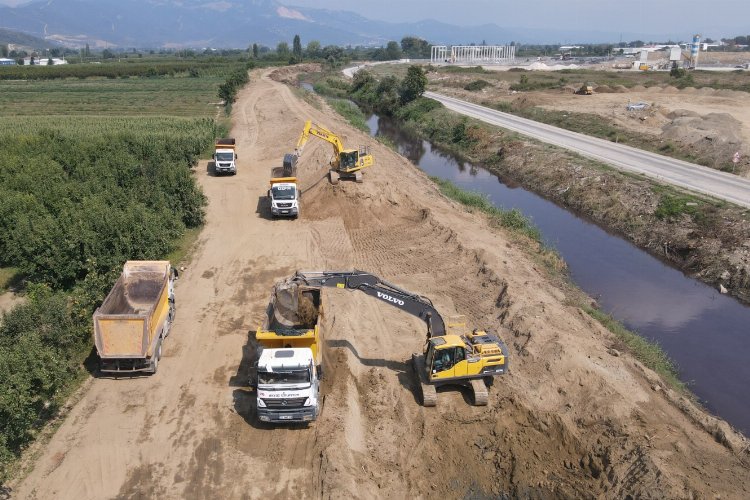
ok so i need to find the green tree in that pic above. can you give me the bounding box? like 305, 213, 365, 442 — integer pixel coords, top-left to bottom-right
293, 34, 302, 62
400, 36, 430, 58
252, 43, 259, 58
385, 41, 402, 60
47, 57, 54, 66
1, 44, 8, 58
276, 42, 290, 59
102, 49, 115, 59
400, 65, 427, 104
306, 40, 321, 58
84, 43, 90, 57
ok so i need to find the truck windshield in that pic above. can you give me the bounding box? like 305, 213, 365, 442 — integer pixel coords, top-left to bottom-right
216, 152, 234, 161
258, 369, 310, 385
271, 185, 296, 200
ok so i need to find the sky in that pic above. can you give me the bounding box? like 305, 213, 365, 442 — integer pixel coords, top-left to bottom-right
0, 0, 747, 38
286, 0, 748, 38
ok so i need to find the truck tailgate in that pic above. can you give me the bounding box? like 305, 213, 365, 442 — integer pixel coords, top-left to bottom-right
96, 316, 147, 357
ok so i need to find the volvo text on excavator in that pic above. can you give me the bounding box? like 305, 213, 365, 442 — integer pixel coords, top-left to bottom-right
273, 271, 510, 407
295, 120, 374, 184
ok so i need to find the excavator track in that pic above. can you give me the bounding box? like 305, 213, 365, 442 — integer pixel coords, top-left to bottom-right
470, 378, 489, 406
412, 354, 437, 407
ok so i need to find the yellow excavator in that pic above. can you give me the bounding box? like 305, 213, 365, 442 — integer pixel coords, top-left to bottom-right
295, 120, 374, 184
272, 271, 510, 407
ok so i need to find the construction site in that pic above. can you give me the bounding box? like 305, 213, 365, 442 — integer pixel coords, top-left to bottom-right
8, 65, 750, 499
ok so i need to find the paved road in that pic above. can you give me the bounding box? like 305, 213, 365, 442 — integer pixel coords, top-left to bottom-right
425, 91, 750, 209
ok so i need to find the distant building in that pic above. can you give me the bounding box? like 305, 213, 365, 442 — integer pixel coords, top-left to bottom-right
0, 58, 16, 66
22, 57, 68, 65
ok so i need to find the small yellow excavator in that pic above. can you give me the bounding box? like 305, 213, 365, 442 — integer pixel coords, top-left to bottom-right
295, 120, 374, 184
272, 271, 510, 407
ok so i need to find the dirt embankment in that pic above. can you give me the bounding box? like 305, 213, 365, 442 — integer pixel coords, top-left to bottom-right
9, 69, 750, 499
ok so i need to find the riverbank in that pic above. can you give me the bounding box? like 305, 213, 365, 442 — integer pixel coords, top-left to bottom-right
416, 98, 750, 303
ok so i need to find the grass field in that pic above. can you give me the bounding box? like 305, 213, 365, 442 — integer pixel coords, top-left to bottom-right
0, 77, 225, 117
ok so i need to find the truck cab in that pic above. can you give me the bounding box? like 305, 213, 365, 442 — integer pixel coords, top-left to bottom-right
269, 154, 300, 218
255, 348, 320, 423
269, 181, 299, 218
213, 138, 237, 175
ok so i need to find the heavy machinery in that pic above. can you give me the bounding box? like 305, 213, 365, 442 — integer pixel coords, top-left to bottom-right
213, 138, 237, 175
575, 83, 594, 95
268, 153, 300, 218
295, 120, 374, 184
251, 281, 322, 423
269, 271, 509, 408
93, 261, 177, 374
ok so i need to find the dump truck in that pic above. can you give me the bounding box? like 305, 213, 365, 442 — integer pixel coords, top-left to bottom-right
268, 153, 300, 218
251, 280, 322, 423
93, 261, 176, 374
213, 138, 237, 175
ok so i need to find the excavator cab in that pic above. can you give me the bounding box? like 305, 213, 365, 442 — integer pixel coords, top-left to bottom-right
339, 150, 359, 170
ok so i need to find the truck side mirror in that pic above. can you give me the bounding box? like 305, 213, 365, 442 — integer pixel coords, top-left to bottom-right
211, 153, 215, 160
235, 153, 238, 160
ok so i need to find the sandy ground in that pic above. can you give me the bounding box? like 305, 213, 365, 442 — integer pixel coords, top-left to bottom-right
10, 70, 750, 499
0, 291, 23, 316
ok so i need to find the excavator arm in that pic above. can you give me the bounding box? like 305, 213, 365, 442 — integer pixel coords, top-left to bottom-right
290, 270, 446, 338
295, 120, 345, 158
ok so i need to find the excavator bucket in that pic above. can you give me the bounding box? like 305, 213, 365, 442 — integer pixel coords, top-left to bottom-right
271, 280, 319, 328
272, 280, 301, 326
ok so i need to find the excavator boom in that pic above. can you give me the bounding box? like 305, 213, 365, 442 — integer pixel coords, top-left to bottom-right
290, 270, 446, 337
295, 120, 345, 157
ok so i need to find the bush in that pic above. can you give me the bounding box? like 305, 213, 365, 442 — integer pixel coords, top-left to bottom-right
218, 68, 250, 106
464, 79, 491, 91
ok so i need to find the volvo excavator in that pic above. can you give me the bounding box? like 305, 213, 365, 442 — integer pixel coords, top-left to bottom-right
295, 120, 374, 184
272, 271, 509, 407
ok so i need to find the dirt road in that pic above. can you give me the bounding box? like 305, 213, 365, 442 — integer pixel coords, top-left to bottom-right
12, 70, 750, 499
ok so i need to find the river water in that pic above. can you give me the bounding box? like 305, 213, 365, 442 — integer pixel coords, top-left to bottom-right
367, 113, 750, 434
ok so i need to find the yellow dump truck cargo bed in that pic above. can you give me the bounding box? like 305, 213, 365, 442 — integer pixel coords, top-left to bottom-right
93, 261, 174, 373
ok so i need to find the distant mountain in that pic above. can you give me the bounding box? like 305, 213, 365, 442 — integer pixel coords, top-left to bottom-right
0, 0, 682, 49
0, 27, 57, 49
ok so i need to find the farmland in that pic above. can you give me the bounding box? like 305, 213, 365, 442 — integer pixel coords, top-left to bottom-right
0, 60, 241, 481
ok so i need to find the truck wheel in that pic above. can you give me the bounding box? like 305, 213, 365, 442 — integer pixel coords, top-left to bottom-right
151, 342, 162, 374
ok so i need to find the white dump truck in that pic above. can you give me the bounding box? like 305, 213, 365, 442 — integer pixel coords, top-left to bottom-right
252, 279, 322, 423
268, 153, 300, 218
93, 261, 176, 374
213, 138, 237, 175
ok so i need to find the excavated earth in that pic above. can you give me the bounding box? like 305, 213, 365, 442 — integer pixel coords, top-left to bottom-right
10, 69, 750, 499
